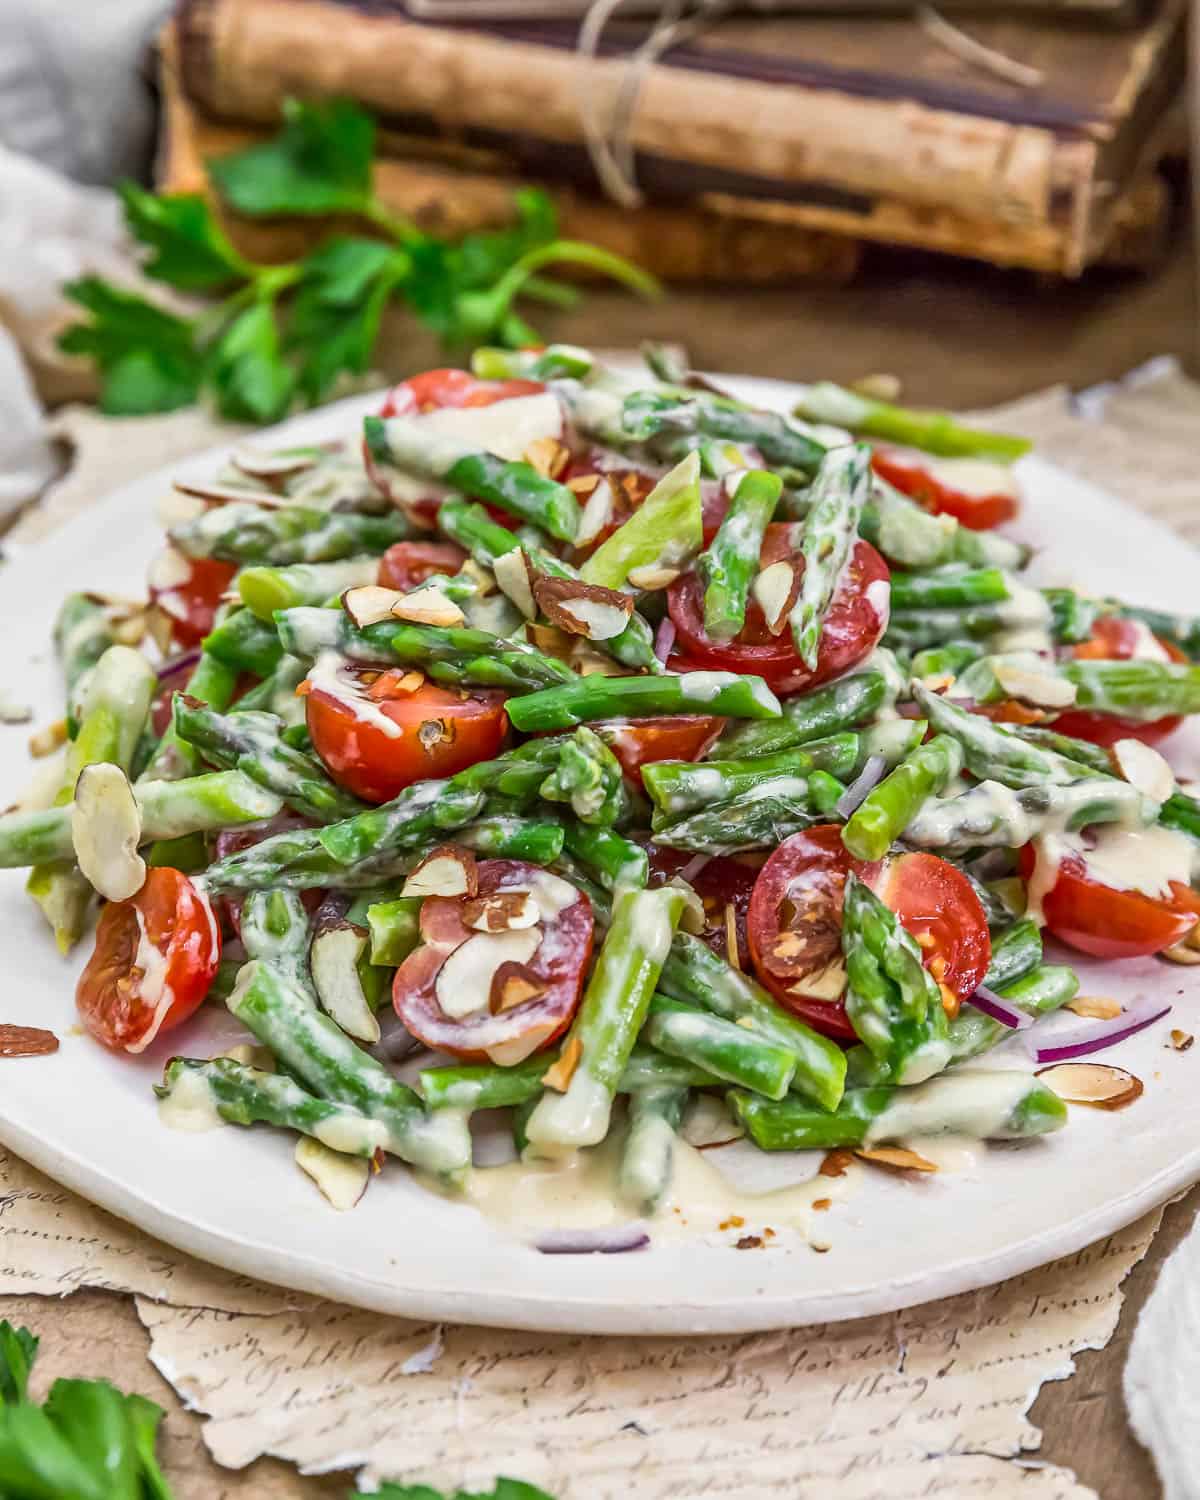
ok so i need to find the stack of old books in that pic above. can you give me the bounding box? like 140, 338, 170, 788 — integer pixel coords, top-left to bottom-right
160, 0, 1187, 282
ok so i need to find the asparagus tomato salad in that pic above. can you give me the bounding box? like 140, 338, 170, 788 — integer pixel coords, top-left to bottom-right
7, 345, 1200, 1232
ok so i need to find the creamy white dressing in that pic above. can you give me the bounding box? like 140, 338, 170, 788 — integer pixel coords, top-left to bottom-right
900, 1133, 982, 1173
1068, 823, 1195, 901
627, 891, 674, 965
157, 1068, 225, 1132
865, 577, 891, 628
313, 1113, 390, 1156
679, 670, 737, 703
418, 392, 563, 465
304, 650, 405, 738
865, 1069, 1035, 1144
124, 904, 177, 1055
922, 457, 1018, 500
1124, 619, 1172, 663
989, 582, 1054, 656
744, 775, 809, 804
525, 1069, 613, 1154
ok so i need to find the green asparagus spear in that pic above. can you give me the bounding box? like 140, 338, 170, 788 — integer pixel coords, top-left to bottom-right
909, 642, 984, 682
202, 608, 284, 678
1005, 724, 1113, 776
537, 726, 628, 826
139, 649, 241, 783
890, 569, 1012, 611
170, 501, 410, 565
790, 382, 1030, 460
982, 917, 1043, 989
237, 558, 380, 619
525, 886, 686, 1152
643, 736, 861, 821
1059, 659, 1200, 721
708, 662, 895, 760
560, 820, 649, 891
363, 412, 581, 543
618, 1085, 688, 1216
472, 343, 595, 380
903, 777, 1155, 854
505, 668, 780, 733
909, 682, 1102, 789
697, 469, 782, 642
841, 874, 951, 1085
239, 889, 314, 989
364, 896, 422, 966
225, 652, 308, 730
615, 389, 828, 476
170, 697, 365, 822
841, 734, 963, 862
644, 996, 796, 1099
651, 779, 833, 855
54, 593, 123, 726
791, 443, 872, 670
457, 815, 566, 864
731, 1070, 1066, 1152
658, 932, 846, 1111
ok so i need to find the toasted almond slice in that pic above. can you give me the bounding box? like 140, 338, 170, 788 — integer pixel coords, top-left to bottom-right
145, 604, 175, 655
993, 663, 1077, 708
1110, 738, 1175, 803
232, 446, 319, 480
402, 845, 478, 900
567, 473, 601, 497
527, 622, 574, 658
542, 1034, 582, 1092
390, 670, 426, 695
295, 1137, 370, 1211
463, 890, 540, 932
173, 478, 287, 508
1066, 995, 1122, 1020
485, 1019, 559, 1067
72, 763, 145, 902
524, 436, 570, 479
109, 610, 148, 647
667, 877, 705, 936
29, 720, 68, 757
493, 549, 538, 621
146, 545, 194, 592
574, 477, 615, 548
533, 575, 634, 641
571, 643, 628, 677
489, 962, 547, 1013
221, 1042, 276, 1071
789, 960, 846, 1002
1036, 1062, 1144, 1110
1160, 941, 1200, 966
627, 565, 681, 592
855, 1145, 939, 1173
818, 1149, 854, 1178
0, 1024, 59, 1058
343, 584, 407, 627
391, 586, 465, 628
681, 1094, 744, 1149
724, 902, 741, 970
458, 558, 496, 596
0, 693, 32, 725
435, 926, 543, 1019
752, 561, 798, 637
1170, 1028, 1194, 1051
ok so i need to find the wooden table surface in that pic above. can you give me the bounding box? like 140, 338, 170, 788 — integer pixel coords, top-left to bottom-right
20, 232, 1200, 1498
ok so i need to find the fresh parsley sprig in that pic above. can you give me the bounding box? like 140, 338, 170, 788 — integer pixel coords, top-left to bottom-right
59, 97, 659, 423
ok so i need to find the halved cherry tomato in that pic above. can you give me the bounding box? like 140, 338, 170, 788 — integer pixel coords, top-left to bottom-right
564, 458, 656, 561
304, 666, 507, 803
667, 526, 889, 695
746, 827, 989, 1039
393, 859, 593, 1062
1051, 616, 1187, 749
379, 369, 545, 416
602, 716, 724, 787
378, 540, 468, 593
871, 447, 1020, 531
76, 868, 220, 1053
149, 555, 237, 650
648, 847, 759, 968
1018, 842, 1200, 959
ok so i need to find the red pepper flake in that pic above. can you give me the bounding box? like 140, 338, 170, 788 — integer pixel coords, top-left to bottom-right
819, 1149, 854, 1178
812, 1197, 832, 1212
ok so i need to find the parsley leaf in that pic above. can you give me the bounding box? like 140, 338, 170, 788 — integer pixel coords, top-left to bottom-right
58, 278, 203, 415
209, 97, 377, 218
208, 301, 295, 424
0, 1322, 36, 1405
363, 1480, 555, 1499
286, 237, 406, 402
119, 182, 250, 290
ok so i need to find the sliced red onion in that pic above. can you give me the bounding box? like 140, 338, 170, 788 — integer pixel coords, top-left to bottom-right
536, 1224, 650, 1255
678, 853, 712, 884
1031, 995, 1172, 1063
834, 755, 887, 819
654, 617, 676, 664
156, 649, 201, 687
967, 983, 1032, 1031
368, 1010, 422, 1063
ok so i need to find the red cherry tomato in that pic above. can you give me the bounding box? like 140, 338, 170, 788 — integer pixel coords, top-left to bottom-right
601, 716, 724, 787
668, 527, 889, 695
871, 447, 1020, 531
393, 860, 593, 1062
1018, 842, 1200, 959
149, 554, 237, 650
564, 459, 656, 561
648, 847, 759, 969
304, 667, 508, 804
1050, 616, 1187, 749
746, 827, 989, 1039
378, 540, 468, 593
380, 369, 544, 416
76, 868, 220, 1053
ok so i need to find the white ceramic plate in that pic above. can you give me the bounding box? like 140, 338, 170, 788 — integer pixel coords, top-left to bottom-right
2, 374, 1198, 1335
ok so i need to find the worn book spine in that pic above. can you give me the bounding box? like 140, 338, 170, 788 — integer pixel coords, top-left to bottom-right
178, 0, 1114, 230
157, 31, 860, 283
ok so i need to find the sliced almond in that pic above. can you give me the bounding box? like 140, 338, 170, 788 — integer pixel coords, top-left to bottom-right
1036, 1062, 1144, 1110
527, 622, 575, 658
458, 558, 496, 597
855, 1145, 939, 1173
463, 890, 540, 932
752, 561, 799, 637
667, 878, 705, 936
542, 1034, 582, 1092
819, 1149, 854, 1178
1065, 996, 1122, 1020
295, 1137, 370, 1211
492, 549, 538, 621
1109, 738, 1175, 803
789, 960, 846, 1002
71, 763, 145, 902
173, 478, 287, 508
725, 902, 742, 970
1169, 1028, 1194, 1051
343, 584, 407, 628
574, 477, 615, 548
1160, 941, 1200, 966
109, 610, 148, 647
489, 962, 546, 1013
485, 1020, 559, 1067
435, 926, 542, 1019
221, 1042, 275, 1071
993, 663, 1077, 709
29, 720, 68, 758
681, 1094, 744, 1149
391, 586, 465, 628
627, 565, 681, 592
570, 643, 628, 677
145, 604, 175, 655
391, 670, 426, 695
232, 446, 319, 481
0, 1024, 59, 1058
401, 846, 478, 900
533, 575, 633, 641
524, 436, 570, 480
567, 473, 601, 497
146, 545, 194, 592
